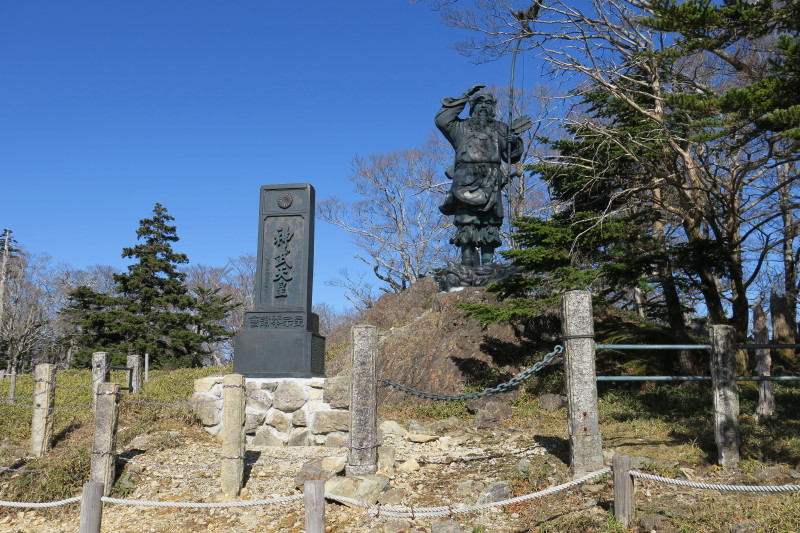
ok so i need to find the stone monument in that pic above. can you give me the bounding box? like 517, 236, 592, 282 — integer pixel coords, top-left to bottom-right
435, 84, 531, 290
233, 183, 325, 377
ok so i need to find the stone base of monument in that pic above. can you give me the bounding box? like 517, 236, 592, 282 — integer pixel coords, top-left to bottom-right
232, 329, 325, 378
191, 375, 350, 446
436, 261, 519, 291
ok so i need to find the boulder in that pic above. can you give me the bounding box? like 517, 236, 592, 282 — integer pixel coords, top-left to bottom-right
323, 375, 351, 409
190, 392, 221, 427
325, 475, 390, 505
311, 410, 350, 434
252, 425, 286, 447
273, 380, 307, 412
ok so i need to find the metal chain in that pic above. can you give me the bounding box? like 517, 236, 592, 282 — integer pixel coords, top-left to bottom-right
380, 345, 563, 401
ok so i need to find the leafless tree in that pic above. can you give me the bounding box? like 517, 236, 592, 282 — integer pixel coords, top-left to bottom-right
318, 136, 457, 308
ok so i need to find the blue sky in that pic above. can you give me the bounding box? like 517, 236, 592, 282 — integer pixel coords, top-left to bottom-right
1, 1, 518, 311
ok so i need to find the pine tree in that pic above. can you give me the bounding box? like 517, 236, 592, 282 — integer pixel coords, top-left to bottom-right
64, 204, 232, 368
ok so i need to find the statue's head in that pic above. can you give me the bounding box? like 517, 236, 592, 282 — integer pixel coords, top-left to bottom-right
469, 92, 497, 119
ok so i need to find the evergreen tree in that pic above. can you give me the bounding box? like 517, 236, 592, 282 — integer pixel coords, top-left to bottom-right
64, 204, 233, 368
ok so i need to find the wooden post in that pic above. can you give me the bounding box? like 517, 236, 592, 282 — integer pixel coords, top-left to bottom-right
612, 454, 634, 527
30, 363, 56, 457
221, 373, 245, 496
304, 480, 325, 533
347, 325, 378, 476
91, 352, 110, 411
90, 382, 120, 495
710, 325, 740, 468
78, 482, 104, 533
127, 354, 143, 394
561, 291, 603, 477
9, 370, 16, 405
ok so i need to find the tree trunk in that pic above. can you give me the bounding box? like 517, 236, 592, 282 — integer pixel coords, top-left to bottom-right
753, 300, 775, 419
770, 291, 797, 368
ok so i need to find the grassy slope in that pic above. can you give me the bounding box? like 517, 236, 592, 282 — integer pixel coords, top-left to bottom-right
1, 367, 799, 531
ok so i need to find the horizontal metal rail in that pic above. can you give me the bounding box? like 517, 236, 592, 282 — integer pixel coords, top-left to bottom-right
596, 344, 710, 350
597, 376, 800, 382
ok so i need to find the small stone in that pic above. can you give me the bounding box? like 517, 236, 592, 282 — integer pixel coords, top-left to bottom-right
398, 459, 420, 472
378, 487, 407, 505
517, 458, 533, 473
293, 408, 308, 427
379, 420, 408, 437
252, 425, 286, 447
244, 406, 266, 434
265, 409, 292, 433
538, 393, 568, 411
431, 520, 466, 533
407, 433, 438, 443
477, 481, 511, 505
378, 446, 396, 474
382, 519, 412, 533
288, 428, 312, 446
320, 456, 346, 473
325, 433, 347, 447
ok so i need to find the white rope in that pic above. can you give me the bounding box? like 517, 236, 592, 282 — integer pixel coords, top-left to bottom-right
0, 496, 81, 508
101, 494, 303, 508
630, 470, 800, 493
326, 467, 611, 519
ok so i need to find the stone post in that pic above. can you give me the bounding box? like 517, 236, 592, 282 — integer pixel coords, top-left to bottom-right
710, 324, 740, 468
347, 325, 378, 476
612, 454, 634, 527
9, 371, 16, 405
561, 291, 603, 477
126, 354, 144, 394
30, 363, 56, 457
304, 480, 325, 533
221, 373, 245, 496
144, 353, 150, 383
78, 482, 104, 533
92, 352, 110, 411
90, 382, 120, 495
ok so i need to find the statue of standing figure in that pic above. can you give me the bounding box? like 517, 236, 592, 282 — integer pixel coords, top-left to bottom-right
436, 84, 530, 272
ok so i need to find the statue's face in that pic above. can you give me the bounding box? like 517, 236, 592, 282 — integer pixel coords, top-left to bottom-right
471, 99, 496, 119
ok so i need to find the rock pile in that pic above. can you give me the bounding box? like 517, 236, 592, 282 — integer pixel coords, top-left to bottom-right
191, 375, 352, 447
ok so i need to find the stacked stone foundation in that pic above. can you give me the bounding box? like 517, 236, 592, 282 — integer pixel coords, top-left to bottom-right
192, 376, 350, 447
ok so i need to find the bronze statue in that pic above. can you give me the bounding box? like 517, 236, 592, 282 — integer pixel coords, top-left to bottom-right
436, 85, 527, 266
435, 85, 531, 290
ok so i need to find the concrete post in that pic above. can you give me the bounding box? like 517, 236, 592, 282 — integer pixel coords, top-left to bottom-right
126, 354, 144, 394
9, 371, 16, 405
90, 382, 120, 495
221, 373, 245, 496
91, 352, 110, 411
78, 482, 104, 533
304, 480, 325, 533
561, 291, 604, 477
710, 325, 740, 468
347, 325, 378, 476
144, 353, 150, 383
612, 454, 634, 527
30, 363, 56, 457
